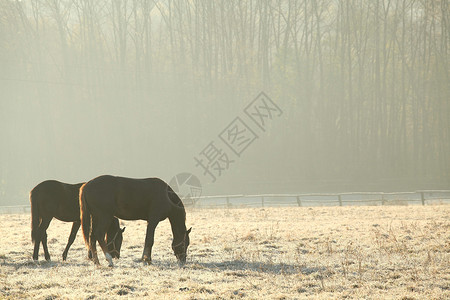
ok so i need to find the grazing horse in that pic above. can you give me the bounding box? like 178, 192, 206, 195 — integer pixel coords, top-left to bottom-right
80, 175, 191, 267
30, 180, 124, 261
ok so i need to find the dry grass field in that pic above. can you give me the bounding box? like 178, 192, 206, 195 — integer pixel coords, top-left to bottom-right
0, 205, 449, 299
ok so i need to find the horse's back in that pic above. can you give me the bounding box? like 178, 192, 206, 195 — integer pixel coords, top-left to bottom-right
32, 180, 83, 195
82, 175, 172, 221
30, 180, 83, 221
83, 175, 168, 196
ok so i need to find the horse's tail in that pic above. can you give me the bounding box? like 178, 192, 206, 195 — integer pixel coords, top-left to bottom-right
30, 189, 40, 243
79, 183, 91, 248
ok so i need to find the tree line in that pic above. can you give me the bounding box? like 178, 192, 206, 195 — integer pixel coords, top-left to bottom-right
0, 0, 449, 202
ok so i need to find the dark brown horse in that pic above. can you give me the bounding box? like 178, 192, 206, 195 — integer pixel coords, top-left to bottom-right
80, 175, 191, 267
30, 180, 124, 261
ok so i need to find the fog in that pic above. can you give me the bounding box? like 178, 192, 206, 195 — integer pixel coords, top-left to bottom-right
1, 0, 449, 205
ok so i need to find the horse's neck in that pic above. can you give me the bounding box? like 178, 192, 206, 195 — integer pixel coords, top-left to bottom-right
168, 209, 186, 240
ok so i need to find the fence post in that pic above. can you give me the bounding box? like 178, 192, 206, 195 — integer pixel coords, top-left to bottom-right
296, 195, 302, 207
262, 196, 265, 207
338, 195, 342, 206
421, 192, 425, 205
226, 196, 230, 208
381, 194, 385, 205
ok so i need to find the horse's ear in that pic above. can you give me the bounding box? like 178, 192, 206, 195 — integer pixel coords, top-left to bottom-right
121, 227, 126, 233
186, 227, 192, 234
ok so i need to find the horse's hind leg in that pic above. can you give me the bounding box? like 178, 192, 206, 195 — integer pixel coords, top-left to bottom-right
33, 217, 51, 261
89, 225, 100, 265
33, 220, 42, 260
33, 232, 41, 261
41, 230, 50, 261
62, 221, 80, 261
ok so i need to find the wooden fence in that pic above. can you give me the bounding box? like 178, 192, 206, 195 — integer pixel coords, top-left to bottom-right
1, 190, 449, 214
185, 190, 450, 208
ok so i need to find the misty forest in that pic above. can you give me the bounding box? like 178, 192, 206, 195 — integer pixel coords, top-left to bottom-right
1, 0, 449, 205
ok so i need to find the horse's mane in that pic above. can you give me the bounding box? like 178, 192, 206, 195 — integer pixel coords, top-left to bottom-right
167, 185, 186, 221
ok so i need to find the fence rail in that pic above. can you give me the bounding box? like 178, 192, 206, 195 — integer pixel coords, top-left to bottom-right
0, 205, 31, 214
1, 190, 449, 214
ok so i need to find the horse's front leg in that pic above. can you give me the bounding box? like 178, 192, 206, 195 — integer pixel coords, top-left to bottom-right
142, 221, 158, 265
62, 221, 80, 261
92, 219, 114, 267
97, 237, 113, 267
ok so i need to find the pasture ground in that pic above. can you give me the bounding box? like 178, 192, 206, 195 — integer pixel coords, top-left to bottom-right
0, 205, 449, 299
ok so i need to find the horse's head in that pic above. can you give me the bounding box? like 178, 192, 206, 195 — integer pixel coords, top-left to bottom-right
172, 227, 191, 265
108, 227, 125, 259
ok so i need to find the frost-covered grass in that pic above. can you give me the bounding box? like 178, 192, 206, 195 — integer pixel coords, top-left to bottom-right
0, 205, 449, 299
